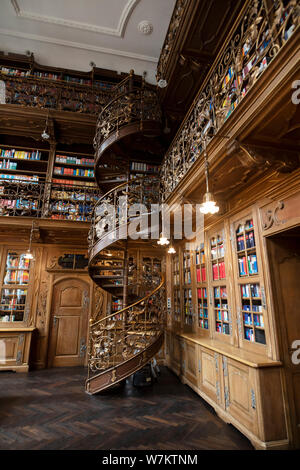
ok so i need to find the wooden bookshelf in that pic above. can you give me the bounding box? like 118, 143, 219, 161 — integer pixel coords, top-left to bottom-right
0, 250, 33, 324
49, 149, 98, 222
208, 227, 232, 343
0, 144, 49, 181
230, 210, 268, 350
195, 243, 209, 332
172, 254, 181, 326
182, 250, 194, 327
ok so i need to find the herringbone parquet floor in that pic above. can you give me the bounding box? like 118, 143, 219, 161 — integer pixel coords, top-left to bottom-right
0, 366, 253, 450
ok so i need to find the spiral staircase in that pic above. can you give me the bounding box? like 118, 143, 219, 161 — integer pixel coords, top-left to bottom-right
85, 72, 166, 394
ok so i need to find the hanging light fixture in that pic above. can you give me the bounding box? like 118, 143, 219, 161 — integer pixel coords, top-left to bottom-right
167, 233, 176, 254
41, 110, 50, 140
200, 148, 219, 215
157, 232, 169, 246
24, 222, 35, 260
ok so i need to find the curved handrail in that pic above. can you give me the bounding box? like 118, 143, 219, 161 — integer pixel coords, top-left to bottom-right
95, 180, 129, 205
90, 274, 165, 327
97, 85, 156, 117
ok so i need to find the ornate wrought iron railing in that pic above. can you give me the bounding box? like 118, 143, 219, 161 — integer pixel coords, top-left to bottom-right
88, 275, 165, 375
93, 72, 162, 153
88, 175, 160, 253
156, 0, 188, 84
0, 179, 101, 221
159, 0, 299, 201
86, 174, 165, 393
0, 74, 112, 115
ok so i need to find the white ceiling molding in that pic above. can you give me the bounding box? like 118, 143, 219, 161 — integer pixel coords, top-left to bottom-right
0, 27, 158, 63
10, 0, 140, 37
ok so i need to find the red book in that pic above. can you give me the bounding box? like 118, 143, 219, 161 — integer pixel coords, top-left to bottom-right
213, 264, 219, 280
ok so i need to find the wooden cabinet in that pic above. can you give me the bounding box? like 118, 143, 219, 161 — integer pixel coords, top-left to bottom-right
0, 327, 35, 372
0, 247, 36, 371
167, 332, 288, 449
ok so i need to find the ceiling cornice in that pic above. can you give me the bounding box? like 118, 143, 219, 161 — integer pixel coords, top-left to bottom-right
0, 27, 158, 63
10, 0, 140, 38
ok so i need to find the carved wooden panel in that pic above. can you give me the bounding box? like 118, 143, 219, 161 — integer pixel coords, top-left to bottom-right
60, 286, 82, 308
260, 192, 300, 235
224, 358, 257, 433
55, 316, 80, 356
184, 340, 198, 386
199, 347, 220, 403
0, 335, 18, 362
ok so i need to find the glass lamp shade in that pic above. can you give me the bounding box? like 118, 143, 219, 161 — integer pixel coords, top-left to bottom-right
157, 234, 169, 245
24, 250, 34, 260
199, 192, 220, 214
157, 79, 167, 88
168, 246, 176, 254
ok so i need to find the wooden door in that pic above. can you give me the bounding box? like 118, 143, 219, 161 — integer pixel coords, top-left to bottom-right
48, 278, 89, 367
267, 230, 300, 448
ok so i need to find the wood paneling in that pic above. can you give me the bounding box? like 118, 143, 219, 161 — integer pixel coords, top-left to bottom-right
48, 278, 89, 367
184, 340, 198, 386
0, 335, 18, 361
199, 347, 220, 404
224, 359, 257, 435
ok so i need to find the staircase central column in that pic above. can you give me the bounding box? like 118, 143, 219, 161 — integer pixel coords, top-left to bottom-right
122, 243, 128, 309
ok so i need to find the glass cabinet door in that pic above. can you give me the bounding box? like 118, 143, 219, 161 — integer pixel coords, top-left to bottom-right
172, 254, 181, 325
209, 228, 232, 342
0, 251, 32, 323
231, 212, 267, 348
195, 243, 209, 331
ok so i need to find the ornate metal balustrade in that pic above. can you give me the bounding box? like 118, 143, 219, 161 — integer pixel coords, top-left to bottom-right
156, 0, 188, 84
93, 73, 162, 154
88, 175, 160, 255
0, 179, 101, 221
159, 0, 299, 201
86, 175, 165, 393
0, 74, 112, 115
88, 276, 166, 375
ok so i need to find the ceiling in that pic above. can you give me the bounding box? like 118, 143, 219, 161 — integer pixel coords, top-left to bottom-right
0, 0, 176, 84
